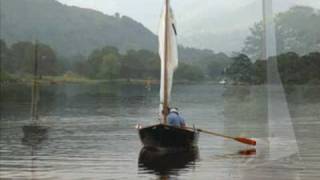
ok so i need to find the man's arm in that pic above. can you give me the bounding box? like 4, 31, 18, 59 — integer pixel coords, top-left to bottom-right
180, 117, 186, 128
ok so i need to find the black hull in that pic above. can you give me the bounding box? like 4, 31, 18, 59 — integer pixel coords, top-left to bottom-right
138, 124, 199, 150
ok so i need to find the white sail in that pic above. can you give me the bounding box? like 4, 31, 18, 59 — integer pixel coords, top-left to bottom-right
263, 0, 299, 161
159, 1, 179, 116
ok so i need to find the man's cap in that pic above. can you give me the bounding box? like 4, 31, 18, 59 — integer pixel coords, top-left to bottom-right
170, 108, 178, 113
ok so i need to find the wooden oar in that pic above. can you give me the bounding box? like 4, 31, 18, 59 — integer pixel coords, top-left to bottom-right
187, 127, 256, 146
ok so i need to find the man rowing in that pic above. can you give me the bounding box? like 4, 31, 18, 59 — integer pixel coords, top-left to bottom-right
167, 108, 186, 128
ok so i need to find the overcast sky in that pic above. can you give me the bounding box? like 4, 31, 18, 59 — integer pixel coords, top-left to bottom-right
56, 0, 257, 32
57, 0, 320, 33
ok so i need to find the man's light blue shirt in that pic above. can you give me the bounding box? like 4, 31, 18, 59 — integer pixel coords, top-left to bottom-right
168, 112, 185, 127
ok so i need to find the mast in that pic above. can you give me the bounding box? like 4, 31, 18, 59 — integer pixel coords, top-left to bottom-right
162, 0, 169, 124
31, 40, 39, 122
262, 0, 267, 61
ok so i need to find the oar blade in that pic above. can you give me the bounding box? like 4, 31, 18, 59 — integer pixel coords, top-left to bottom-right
235, 137, 256, 146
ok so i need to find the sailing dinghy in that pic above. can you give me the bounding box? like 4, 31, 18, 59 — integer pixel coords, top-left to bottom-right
137, 0, 199, 151
23, 41, 48, 142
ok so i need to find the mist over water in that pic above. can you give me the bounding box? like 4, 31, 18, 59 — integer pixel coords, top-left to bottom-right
1, 83, 319, 179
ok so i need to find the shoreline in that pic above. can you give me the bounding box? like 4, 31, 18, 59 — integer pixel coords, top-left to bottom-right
1, 74, 320, 86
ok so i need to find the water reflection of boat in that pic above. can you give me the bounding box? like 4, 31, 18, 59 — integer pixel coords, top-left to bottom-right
22, 128, 49, 180
23, 41, 49, 141
137, 0, 198, 150
138, 147, 199, 176
22, 125, 48, 146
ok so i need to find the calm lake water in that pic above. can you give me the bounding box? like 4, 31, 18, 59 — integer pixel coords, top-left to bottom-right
1, 83, 320, 179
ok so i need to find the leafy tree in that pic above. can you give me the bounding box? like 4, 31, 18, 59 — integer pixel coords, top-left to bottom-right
301, 52, 320, 82
8, 42, 34, 74
87, 46, 120, 79
228, 52, 320, 85
0, 71, 11, 81
120, 49, 159, 80
252, 60, 267, 84
0, 39, 9, 56
276, 52, 303, 84
0, 40, 13, 81
178, 46, 232, 79
243, 6, 320, 59
205, 53, 232, 79
97, 54, 120, 79
36, 43, 58, 75
0, 39, 10, 72
226, 54, 254, 83
3, 41, 58, 76
147, 58, 161, 79
175, 63, 204, 81
242, 22, 264, 60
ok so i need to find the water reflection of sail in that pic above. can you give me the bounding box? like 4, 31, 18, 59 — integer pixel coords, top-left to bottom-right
22, 126, 48, 146
138, 147, 199, 177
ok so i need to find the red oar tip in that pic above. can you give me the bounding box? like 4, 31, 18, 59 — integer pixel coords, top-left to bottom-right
235, 137, 256, 146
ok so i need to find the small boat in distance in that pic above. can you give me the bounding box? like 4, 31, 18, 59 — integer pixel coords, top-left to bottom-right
22, 41, 48, 143
219, 79, 227, 85
137, 0, 199, 151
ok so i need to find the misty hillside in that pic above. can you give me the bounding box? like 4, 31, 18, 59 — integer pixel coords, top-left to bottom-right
178, 0, 320, 54
0, 0, 157, 57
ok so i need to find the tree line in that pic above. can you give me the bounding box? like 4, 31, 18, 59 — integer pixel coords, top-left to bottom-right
226, 52, 320, 85
229, 6, 320, 85
1, 40, 60, 76
1, 39, 211, 82
2, 39, 319, 85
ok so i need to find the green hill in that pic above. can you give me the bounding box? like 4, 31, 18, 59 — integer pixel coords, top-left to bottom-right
0, 0, 232, 78
0, 0, 157, 57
